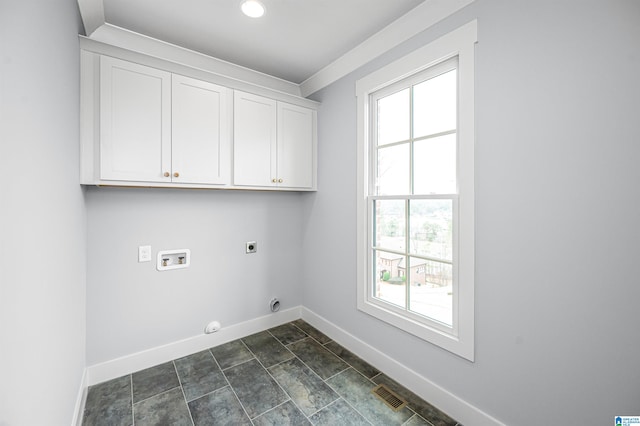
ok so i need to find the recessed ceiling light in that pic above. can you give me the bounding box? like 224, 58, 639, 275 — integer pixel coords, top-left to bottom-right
241, 0, 265, 18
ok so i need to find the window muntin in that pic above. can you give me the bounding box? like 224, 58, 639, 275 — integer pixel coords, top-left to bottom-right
369, 58, 458, 331
356, 20, 476, 361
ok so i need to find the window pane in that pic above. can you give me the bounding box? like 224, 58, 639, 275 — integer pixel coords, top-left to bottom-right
373, 250, 406, 308
413, 134, 456, 195
377, 88, 409, 146
409, 199, 452, 261
408, 258, 452, 326
374, 200, 406, 252
377, 144, 409, 195
413, 69, 457, 138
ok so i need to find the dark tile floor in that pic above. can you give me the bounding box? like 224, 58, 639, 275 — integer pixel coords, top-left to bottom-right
82, 319, 461, 426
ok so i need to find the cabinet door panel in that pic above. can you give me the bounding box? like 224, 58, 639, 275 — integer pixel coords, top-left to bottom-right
100, 57, 171, 182
233, 91, 277, 186
172, 75, 230, 185
277, 102, 314, 188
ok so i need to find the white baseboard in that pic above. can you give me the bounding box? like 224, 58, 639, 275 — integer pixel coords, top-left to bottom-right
80, 305, 502, 426
86, 306, 301, 386
71, 368, 88, 426
300, 307, 505, 426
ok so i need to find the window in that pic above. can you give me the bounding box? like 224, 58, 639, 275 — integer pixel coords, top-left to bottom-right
356, 21, 477, 361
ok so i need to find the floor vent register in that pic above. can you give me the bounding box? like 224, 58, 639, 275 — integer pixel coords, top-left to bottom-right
371, 384, 407, 412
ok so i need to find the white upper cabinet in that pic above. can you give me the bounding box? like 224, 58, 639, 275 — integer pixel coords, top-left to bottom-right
81, 49, 316, 191
100, 56, 171, 183
233, 91, 277, 187
277, 102, 314, 189
172, 75, 230, 185
234, 91, 316, 189
96, 56, 230, 186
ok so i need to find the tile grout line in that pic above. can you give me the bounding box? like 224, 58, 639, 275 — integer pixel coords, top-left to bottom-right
240, 335, 301, 421
201, 327, 343, 423
409, 412, 437, 426
266, 353, 334, 424
131, 385, 183, 407
274, 333, 349, 415
219, 370, 256, 424
210, 347, 256, 424
302, 335, 352, 381
270, 323, 310, 346
207, 348, 231, 388
310, 325, 449, 426
305, 397, 370, 425
252, 328, 340, 423
217, 355, 256, 372
331, 364, 431, 426
279, 334, 373, 424
319, 366, 375, 426
282, 342, 341, 390
290, 320, 334, 347
281, 324, 379, 424
321, 364, 352, 382
183, 384, 231, 406
276, 321, 439, 422
336, 361, 421, 422
303, 392, 346, 421
401, 413, 427, 426
265, 327, 347, 424
130, 374, 135, 426
371, 373, 457, 425
171, 360, 195, 426
323, 338, 384, 382
285, 335, 350, 373
251, 399, 300, 423
274, 354, 342, 422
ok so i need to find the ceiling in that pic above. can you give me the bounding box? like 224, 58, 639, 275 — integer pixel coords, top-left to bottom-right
100, 0, 425, 84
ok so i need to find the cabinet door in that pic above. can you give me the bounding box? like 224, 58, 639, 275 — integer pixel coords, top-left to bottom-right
172, 75, 230, 185
233, 91, 277, 187
277, 102, 314, 189
100, 56, 171, 182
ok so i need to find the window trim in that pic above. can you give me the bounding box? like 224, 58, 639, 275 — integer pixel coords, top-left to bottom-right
356, 20, 477, 361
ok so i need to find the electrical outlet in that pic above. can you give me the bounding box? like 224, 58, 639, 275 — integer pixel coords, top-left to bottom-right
246, 241, 257, 254
138, 245, 151, 262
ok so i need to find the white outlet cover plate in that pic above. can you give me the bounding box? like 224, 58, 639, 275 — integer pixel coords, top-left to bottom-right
138, 245, 151, 262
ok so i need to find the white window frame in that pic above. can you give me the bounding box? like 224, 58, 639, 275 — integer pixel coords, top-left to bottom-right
356, 21, 477, 361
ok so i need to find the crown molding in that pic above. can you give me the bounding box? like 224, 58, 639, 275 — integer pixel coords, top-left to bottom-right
77, 0, 104, 36
299, 0, 475, 97
76, 0, 474, 98
89, 24, 302, 97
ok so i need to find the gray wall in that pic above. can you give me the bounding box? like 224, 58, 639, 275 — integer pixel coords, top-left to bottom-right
5, 0, 634, 424
0, 1, 86, 425
86, 188, 305, 364
302, 1, 640, 425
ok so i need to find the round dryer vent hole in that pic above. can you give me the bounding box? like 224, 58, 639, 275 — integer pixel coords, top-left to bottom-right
270, 298, 280, 312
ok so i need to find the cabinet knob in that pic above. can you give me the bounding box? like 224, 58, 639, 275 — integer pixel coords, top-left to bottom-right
278, 179, 283, 183
174, 172, 180, 178
272, 178, 277, 183
164, 172, 170, 177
